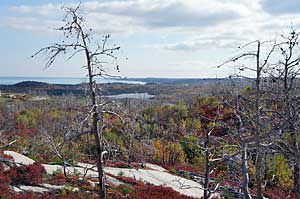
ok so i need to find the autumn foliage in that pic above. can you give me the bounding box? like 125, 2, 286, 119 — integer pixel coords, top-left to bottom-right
11, 162, 46, 185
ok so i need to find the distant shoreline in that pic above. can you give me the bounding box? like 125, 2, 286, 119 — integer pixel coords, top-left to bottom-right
0, 77, 145, 85
0, 76, 238, 86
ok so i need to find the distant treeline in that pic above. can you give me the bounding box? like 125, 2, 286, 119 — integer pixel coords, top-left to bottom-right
0, 78, 250, 96
0, 81, 153, 96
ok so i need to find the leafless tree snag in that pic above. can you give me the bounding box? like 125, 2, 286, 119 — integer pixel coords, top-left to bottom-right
219, 39, 278, 199
267, 29, 300, 195
32, 4, 121, 199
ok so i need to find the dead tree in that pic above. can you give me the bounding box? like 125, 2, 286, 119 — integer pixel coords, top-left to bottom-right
222, 96, 254, 199
32, 4, 120, 198
197, 105, 226, 199
219, 40, 276, 199
266, 29, 300, 194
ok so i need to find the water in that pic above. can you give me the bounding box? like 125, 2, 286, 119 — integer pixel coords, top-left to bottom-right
105, 93, 154, 99
0, 76, 145, 85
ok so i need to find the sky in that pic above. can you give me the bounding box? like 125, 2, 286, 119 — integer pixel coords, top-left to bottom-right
0, 0, 300, 78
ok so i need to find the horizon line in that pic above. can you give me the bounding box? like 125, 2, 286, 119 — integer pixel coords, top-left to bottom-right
0, 76, 230, 79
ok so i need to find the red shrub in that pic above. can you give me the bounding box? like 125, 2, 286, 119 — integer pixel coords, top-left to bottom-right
48, 173, 67, 185
0, 150, 16, 197
10, 162, 46, 185
9, 192, 98, 199
15, 124, 36, 136
106, 161, 129, 168
0, 149, 14, 161
135, 183, 195, 199
264, 187, 297, 199
0, 164, 10, 197
162, 164, 195, 173
107, 173, 138, 185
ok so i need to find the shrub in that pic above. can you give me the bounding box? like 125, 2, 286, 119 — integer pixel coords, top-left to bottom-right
9, 162, 46, 185
49, 173, 67, 185
0, 164, 10, 197
153, 139, 186, 165
119, 184, 134, 195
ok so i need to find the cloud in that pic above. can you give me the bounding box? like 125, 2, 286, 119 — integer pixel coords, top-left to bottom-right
7, 0, 248, 35
82, 0, 244, 28
261, 0, 300, 15
5, 0, 266, 49
10, 3, 61, 17
170, 60, 211, 67
4, 0, 300, 53
4, 0, 300, 78
147, 36, 243, 52
0, 16, 62, 34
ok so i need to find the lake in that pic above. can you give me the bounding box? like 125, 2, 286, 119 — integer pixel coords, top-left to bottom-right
105, 93, 154, 99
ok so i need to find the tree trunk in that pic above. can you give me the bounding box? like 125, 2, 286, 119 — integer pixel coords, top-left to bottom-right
86, 48, 106, 199
241, 141, 252, 199
263, 152, 268, 191
128, 133, 134, 165
292, 130, 300, 195
255, 41, 263, 199
294, 160, 300, 194
204, 131, 210, 199
283, 58, 300, 195
62, 157, 67, 178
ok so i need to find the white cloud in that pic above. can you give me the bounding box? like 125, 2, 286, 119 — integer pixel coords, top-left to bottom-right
82, 0, 245, 28
0, 16, 63, 34
6, 0, 250, 34
146, 36, 243, 51
3, 0, 300, 78
5, 0, 300, 53
10, 3, 62, 17
6, 0, 300, 39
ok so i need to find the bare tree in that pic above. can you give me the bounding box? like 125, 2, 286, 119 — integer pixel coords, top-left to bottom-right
219, 40, 277, 199
266, 29, 300, 195
194, 103, 228, 199
32, 4, 121, 198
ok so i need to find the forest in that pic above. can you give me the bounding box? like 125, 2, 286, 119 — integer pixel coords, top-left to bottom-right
1, 3, 300, 199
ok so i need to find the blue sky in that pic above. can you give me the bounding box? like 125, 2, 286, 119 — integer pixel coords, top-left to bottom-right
0, 0, 300, 78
